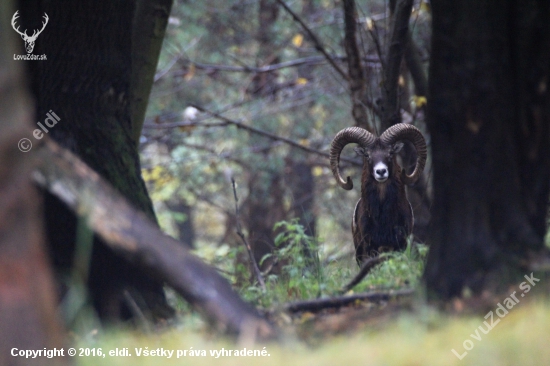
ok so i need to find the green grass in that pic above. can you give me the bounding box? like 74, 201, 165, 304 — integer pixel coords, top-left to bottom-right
77, 298, 550, 366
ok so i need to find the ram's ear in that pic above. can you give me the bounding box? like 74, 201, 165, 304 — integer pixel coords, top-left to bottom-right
354, 146, 367, 156
391, 142, 404, 154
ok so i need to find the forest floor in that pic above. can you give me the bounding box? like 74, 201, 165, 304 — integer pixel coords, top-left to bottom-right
78, 291, 550, 366
73, 238, 550, 366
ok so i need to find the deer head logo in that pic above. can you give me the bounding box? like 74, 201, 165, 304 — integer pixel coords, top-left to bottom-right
11, 11, 49, 54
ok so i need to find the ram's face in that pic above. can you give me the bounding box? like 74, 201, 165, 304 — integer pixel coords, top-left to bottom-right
356, 143, 403, 183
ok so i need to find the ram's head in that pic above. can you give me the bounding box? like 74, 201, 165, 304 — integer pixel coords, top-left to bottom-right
329, 124, 427, 189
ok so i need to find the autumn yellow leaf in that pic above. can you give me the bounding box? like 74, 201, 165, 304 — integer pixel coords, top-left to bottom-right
399, 75, 406, 87
420, 0, 431, 13
312, 166, 323, 177
365, 18, 374, 31
413, 95, 428, 107
296, 77, 308, 85
185, 63, 195, 81
292, 34, 304, 47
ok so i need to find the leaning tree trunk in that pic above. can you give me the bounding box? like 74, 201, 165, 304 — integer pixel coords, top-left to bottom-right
424, 0, 550, 298
23, 0, 173, 320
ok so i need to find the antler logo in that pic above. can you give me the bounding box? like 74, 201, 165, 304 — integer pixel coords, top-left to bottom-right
11, 11, 49, 54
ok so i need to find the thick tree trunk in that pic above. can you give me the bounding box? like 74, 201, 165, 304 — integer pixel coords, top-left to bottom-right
24, 0, 173, 320
130, 0, 173, 145
425, 0, 550, 298
0, 2, 65, 362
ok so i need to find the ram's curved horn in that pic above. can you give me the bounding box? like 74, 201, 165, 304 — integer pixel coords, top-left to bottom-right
329, 127, 376, 190
380, 123, 427, 185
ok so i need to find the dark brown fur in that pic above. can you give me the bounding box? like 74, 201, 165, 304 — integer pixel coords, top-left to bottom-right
352, 144, 413, 265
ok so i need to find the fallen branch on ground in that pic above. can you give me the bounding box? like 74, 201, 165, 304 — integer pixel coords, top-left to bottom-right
284, 288, 414, 314
33, 138, 273, 339
341, 256, 390, 293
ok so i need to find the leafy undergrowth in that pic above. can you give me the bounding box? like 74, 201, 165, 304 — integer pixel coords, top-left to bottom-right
193, 219, 427, 310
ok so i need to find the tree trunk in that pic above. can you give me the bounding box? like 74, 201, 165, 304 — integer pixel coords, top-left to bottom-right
244, 0, 286, 272
130, 0, 173, 145
166, 200, 195, 248
0, 2, 65, 362
24, 0, 173, 321
425, 0, 550, 298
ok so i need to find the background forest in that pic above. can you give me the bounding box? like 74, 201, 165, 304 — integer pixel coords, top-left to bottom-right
141, 0, 431, 305
2, 0, 550, 365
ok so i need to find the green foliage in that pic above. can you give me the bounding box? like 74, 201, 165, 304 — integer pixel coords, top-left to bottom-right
191, 220, 426, 311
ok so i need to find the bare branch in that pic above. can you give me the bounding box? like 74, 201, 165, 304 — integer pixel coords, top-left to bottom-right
275, 0, 349, 81
184, 55, 386, 74
231, 179, 266, 292
143, 106, 362, 167
34, 138, 273, 338
367, 20, 386, 71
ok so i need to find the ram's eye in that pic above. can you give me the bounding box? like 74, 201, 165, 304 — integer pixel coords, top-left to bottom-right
391, 142, 404, 155
354, 147, 367, 157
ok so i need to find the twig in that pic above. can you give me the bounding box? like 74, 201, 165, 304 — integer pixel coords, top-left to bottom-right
231, 178, 266, 292
275, 0, 349, 81
171, 55, 384, 75
284, 288, 414, 313
189, 105, 362, 166
367, 20, 386, 72
260, 257, 279, 277
341, 256, 390, 293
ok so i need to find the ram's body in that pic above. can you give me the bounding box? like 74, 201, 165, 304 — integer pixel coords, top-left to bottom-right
329, 124, 426, 266
352, 156, 413, 264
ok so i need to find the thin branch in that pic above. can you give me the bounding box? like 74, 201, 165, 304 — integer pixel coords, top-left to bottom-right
367, 19, 386, 72
275, 0, 349, 81
381, 0, 414, 129
341, 256, 390, 293
142, 121, 228, 129
342, 0, 370, 130
231, 178, 266, 292
34, 138, 273, 338
173, 55, 385, 75
154, 53, 182, 81
284, 288, 414, 313
156, 105, 362, 167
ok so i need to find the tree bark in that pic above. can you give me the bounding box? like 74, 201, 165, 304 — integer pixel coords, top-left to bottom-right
380, 0, 414, 130
243, 0, 286, 273
342, 0, 370, 129
24, 0, 173, 320
0, 2, 65, 362
35, 138, 272, 337
425, 0, 550, 298
131, 0, 173, 145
